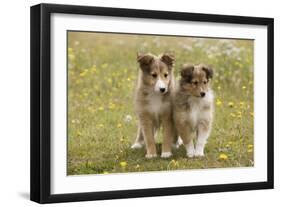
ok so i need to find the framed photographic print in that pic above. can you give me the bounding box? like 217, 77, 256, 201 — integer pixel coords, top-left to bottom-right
30, 3, 274, 204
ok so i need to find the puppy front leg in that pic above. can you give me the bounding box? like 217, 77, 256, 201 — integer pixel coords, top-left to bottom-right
141, 117, 157, 158
195, 121, 211, 157
161, 114, 174, 158
131, 124, 144, 149
175, 120, 194, 158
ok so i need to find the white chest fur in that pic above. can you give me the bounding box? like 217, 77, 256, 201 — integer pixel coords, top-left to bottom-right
187, 91, 213, 127
146, 93, 169, 116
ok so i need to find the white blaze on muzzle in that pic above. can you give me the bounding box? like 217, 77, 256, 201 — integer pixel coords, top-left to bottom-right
154, 78, 168, 93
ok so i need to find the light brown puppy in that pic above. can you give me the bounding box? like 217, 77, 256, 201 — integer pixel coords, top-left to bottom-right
131, 53, 175, 158
173, 64, 214, 157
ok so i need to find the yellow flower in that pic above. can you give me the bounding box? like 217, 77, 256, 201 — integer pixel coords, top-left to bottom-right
247, 148, 253, 153
108, 103, 116, 110
90, 65, 97, 73
217, 86, 221, 90
219, 153, 228, 160
120, 161, 127, 167
107, 78, 112, 84
242, 86, 247, 90
216, 99, 222, 106
117, 123, 122, 128
103, 171, 109, 174
98, 124, 104, 128
101, 63, 108, 68
248, 144, 253, 148
98, 106, 104, 111
228, 102, 234, 107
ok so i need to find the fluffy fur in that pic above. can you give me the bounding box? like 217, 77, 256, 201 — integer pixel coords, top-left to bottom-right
131, 52, 176, 158
173, 63, 214, 157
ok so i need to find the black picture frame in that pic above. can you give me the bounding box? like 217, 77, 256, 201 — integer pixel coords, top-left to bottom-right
30, 3, 274, 204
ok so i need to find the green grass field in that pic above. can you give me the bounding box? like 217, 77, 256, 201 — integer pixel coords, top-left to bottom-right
67, 32, 254, 175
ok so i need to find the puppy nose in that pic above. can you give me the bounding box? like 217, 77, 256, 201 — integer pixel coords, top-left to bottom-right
160, 88, 166, 93
200, 92, 206, 97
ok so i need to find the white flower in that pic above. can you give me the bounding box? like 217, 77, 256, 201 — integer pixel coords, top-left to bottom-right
124, 115, 132, 123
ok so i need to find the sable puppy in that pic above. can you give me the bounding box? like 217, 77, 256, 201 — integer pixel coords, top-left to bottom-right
173, 63, 214, 157
131, 52, 176, 158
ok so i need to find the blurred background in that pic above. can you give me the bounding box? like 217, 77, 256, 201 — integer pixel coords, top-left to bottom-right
67, 32, 254, 175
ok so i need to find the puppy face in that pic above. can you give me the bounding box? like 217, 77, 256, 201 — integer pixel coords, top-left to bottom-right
180, 64, 213, 98
137, 53, 175, 94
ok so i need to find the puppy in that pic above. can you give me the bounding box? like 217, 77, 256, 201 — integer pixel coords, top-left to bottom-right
131, 53, 175, 158
173, 64, 214, 157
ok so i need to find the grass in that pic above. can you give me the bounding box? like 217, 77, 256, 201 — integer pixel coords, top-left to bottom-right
67, 32, 254, 175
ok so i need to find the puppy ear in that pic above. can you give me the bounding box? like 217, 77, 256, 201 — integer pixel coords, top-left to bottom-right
202, 65, 214, 80
160, 53, 175, 68
137, 53, 154, 67
180, 64, 194, 82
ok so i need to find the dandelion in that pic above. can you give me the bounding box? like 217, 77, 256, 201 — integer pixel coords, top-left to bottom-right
242, 86, 247, 90
127, 78, 131, 81
98, 124, 104, 128
219, 153, 228, 160
247, 148, 253, 153
117, 123, 122, 128
217, 86, 221, 90
98, 106, 104, 111
120, 161, 127, 167
90, 65, 97, 73
107, 78, 112, 84
228, 102, 234, 107
79, 71, 87, 77
216, 99, 222, 106
71, 119, 80, 124
108, 103, 116, 110
101, 63, 108, 68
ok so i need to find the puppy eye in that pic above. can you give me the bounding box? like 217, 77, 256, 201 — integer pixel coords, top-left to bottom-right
151, 73, 157, 78
164, 73, 168, 78
193, 81, 198, 85
203, 81, 207, 84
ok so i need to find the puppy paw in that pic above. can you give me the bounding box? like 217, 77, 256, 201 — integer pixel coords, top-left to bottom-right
194, 150, 205, 157
131, 142, 144, 149
161, 151, 172, 158
186, 150, 195, 158
145, 153, 157, 159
